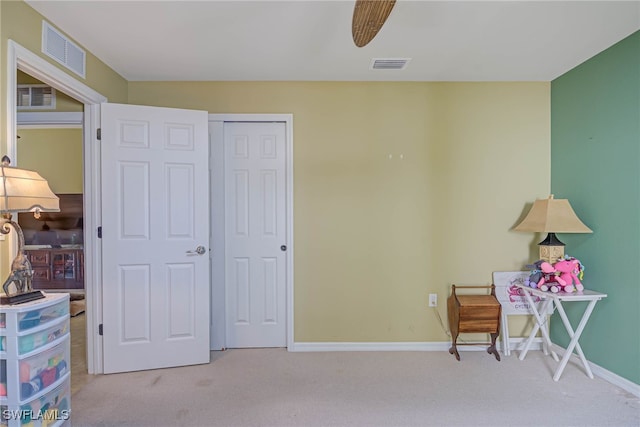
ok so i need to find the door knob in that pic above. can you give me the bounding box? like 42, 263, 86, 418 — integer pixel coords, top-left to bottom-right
186, 245, 207, 255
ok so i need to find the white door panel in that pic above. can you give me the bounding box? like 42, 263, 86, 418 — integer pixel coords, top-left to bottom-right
101, 103, 210, 373
225, 122, 287, 348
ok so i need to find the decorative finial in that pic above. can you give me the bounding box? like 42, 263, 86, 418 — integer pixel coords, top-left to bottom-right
1, 155, 10, 166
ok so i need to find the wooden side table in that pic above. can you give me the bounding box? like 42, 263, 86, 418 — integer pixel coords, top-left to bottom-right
447, 284, 502, 361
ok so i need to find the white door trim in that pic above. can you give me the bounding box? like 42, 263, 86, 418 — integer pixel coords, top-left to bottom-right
17, 111, 84, 128
208, 114, 294, 350
6, 40, 107, 373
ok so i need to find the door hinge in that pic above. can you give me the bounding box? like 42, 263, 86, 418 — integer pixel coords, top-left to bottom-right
99, 324, 103, 335
97, 226, 102, 238
97, 128, 101, 140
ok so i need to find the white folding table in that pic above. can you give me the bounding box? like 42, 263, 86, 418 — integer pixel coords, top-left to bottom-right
515, 283, 607, 381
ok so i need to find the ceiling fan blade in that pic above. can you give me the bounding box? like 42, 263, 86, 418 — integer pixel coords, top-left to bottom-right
352, 0, 397, 48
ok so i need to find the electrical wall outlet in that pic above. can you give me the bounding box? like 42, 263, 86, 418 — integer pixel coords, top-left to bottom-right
429, 293, 437, 307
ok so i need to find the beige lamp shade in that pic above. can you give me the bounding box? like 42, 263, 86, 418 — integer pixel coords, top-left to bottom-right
514, 195, 591, 263
0, 164, 59, 215
514, 195, 592, 233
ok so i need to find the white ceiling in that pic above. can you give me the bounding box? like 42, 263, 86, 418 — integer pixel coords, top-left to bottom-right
25, 0, 640, 82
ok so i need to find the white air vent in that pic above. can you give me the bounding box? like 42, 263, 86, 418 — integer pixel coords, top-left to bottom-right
42, 21, 86, 78
370, 58, 411, 70
17, 85, 56, 110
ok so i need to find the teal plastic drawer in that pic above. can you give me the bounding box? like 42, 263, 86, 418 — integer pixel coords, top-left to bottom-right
19, 340, 69, 401
20, 379, 70, 426
18, 319, 69, 356
17, 301, 68, 333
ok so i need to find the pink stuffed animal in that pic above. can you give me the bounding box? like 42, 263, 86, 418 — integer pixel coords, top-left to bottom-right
537, 262, 565, 293
553, 258, 584, 292
536, 257, 584, 293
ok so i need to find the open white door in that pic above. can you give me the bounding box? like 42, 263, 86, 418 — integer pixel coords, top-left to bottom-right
101, 103, 210, 374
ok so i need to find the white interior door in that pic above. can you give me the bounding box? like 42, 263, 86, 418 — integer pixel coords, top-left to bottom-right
101, 103, 210, 373
225, 122, 287, 348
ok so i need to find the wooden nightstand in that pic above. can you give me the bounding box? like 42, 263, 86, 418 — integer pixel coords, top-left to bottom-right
447, 284, 501, 361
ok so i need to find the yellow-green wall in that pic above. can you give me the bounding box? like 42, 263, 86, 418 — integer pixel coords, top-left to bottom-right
0, 0, 127, 277
16, 128, 83, 193
1, 0, 551, 344
129, 81, 550, 342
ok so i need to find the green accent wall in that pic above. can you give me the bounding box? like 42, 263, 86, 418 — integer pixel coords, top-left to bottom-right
551, 31, 640, 384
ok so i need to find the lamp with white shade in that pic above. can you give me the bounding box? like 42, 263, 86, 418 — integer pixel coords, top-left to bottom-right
0, 155, 59, 304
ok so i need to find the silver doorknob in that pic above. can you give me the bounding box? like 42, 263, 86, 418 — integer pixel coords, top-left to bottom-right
186, 245, 207, 255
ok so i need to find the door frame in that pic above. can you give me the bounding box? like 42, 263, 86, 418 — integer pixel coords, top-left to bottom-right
6, 40, 106, 373
208, 114, 294, 350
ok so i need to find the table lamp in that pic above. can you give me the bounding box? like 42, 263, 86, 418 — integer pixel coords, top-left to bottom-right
513, 194, 592, 263
0, 155, 59, 304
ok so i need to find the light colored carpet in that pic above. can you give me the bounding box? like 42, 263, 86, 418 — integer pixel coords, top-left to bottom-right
69, 348, 639, 427
70, 313, 91, 396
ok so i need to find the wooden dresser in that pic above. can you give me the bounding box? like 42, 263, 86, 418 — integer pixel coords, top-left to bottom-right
24, 247, 84, 290
447, 284, 501, 361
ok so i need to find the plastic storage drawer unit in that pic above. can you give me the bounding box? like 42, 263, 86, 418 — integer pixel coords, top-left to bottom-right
1, 293, 70, 427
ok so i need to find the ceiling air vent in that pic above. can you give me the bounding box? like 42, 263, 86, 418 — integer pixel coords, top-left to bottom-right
42, 21, 86, 78
370, 58, 411, 70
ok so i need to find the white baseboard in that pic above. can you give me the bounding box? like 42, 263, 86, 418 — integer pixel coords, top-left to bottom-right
290, 338, 546, 353
549, 344, 640, 398
289, 340, 639, 398
291, 342, 445, 352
